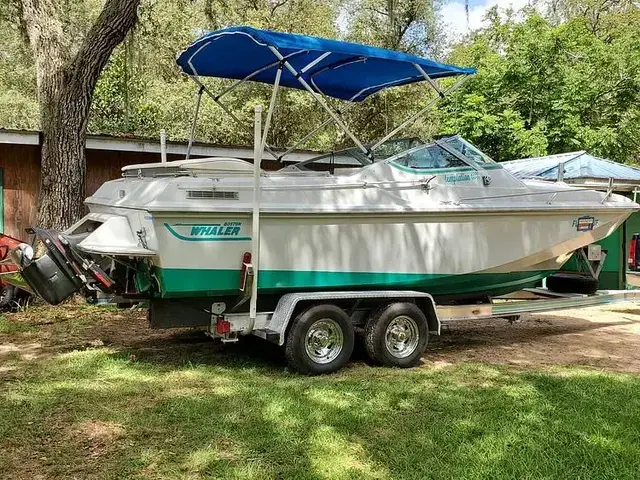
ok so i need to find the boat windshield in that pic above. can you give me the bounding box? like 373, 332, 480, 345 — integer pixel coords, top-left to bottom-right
293, 138, 424, 170
392, 135, 495, 170
293, 135, 494, 171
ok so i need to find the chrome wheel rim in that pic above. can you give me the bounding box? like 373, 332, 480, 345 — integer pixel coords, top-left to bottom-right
385, 315, 420, 359
305, 318, 344, 364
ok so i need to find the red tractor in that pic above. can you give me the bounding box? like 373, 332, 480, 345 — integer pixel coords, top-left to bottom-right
0, 233, 32, 310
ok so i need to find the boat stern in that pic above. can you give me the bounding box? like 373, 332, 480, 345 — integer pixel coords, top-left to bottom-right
4, 214, 156, 305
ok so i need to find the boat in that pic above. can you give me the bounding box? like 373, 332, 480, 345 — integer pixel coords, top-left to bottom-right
5, 26, 638, 310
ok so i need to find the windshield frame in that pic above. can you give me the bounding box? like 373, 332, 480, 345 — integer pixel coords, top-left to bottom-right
289, 134, 497, 172
292, 137, 425, 170
384, 135, 497, 172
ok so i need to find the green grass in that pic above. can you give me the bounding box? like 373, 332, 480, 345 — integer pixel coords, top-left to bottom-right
1, 308, 639, 479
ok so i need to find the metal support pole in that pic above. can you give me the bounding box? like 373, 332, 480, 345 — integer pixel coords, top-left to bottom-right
557, 162, 565, 182
261, 67, 282, 153
369, 74, 469, 153
278, 116, 335, 161
186, 86, 204, 160
413, 64, 445, 97
277, 103, 358, 161
189, 76, 279, 160
250, 106, 262, 321
268, 45, 369, 156
160, 129, 167, 163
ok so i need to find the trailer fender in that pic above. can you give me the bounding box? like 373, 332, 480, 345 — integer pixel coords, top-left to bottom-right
267, 291, 440, 346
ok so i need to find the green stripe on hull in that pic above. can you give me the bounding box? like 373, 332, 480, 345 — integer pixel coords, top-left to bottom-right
154, 268, 553, 299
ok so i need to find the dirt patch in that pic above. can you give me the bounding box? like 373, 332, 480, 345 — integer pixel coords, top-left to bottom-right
70, 421, 125, 458
428, 302, 640, 373
2, 301, 640, 374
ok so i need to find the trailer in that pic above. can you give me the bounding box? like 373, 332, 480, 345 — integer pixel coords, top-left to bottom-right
144, 276, 638, 374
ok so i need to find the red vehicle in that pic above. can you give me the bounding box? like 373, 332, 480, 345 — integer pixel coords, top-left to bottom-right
629, 233, 640, 271
0, 233, 32, 309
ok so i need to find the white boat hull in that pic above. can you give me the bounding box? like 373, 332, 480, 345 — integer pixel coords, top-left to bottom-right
144, 206, 628, 299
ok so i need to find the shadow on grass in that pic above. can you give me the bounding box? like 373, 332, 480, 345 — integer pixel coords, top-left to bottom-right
115, 313, 638, 371
2, 346, 640, 480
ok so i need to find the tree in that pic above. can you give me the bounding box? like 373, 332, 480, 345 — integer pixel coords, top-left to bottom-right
442, 3, 640, 163
18, 0, 140, 229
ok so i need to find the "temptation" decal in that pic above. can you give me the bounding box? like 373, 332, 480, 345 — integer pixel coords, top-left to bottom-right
444, 171, 478, 184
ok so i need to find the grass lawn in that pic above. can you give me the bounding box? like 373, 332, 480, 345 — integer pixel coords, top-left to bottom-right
1, 304, 639, 479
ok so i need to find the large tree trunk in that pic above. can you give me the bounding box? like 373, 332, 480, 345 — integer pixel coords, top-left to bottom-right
20, 0, 140, 230
39, 89, 90, 229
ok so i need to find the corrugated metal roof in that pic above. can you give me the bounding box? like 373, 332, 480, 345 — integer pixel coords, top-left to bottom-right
502, 151, 640, 181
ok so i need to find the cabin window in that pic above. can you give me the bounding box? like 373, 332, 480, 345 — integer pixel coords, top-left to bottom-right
443, 137, 494, 167
394, 144, 467, 170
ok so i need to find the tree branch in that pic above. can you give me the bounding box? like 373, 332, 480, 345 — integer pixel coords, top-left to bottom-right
69, 0, 140, 96
20, 0, 70, 92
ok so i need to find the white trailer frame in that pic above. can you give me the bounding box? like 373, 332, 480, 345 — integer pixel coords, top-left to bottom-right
207, 288, 640, 345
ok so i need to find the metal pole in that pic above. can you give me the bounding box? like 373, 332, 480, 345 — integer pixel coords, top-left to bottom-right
250, 105, 262, 321
160, 129, 167, 163
268, 45, 370, 156
189, 76, 279, 160
277, 116, 335, 161
261, 67, 282, 153
278, 100, 360, 162
413, 64, 445, 97
186, 86, 204, 160
369, 74, 469, 153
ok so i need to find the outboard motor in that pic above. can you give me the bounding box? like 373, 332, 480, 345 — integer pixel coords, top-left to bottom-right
10, 228, 114, 305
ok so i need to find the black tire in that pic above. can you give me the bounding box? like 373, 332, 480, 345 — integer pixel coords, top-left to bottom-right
0, 284, 15, 309
364, 302, 428, 368
285, 304, 354, 375
547, 272, 599, 295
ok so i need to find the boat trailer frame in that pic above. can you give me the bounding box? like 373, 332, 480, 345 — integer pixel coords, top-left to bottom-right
206, 287, 640, 346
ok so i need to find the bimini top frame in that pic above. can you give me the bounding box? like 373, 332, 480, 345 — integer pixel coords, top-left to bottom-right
176, 25, 475, 162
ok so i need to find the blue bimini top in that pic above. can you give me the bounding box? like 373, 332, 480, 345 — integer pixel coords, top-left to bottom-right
176, 26, 475, 102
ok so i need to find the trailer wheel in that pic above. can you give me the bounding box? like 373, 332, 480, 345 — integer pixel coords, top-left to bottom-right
285, 304, 354, 375
364, 302, 428, 368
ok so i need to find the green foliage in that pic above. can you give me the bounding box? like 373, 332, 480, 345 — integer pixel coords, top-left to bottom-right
0, 1, 38, 130
439, 93, 548, 161
91, 41, 161, 136
443, 3, 640, 162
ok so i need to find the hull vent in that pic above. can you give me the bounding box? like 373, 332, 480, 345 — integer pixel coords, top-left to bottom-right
187, 190, 239, 200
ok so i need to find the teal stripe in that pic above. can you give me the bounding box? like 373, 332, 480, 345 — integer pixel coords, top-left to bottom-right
154, 267, 552, 299
163, 223, 251, 242
389, 163, 503, 174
